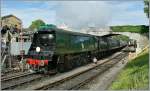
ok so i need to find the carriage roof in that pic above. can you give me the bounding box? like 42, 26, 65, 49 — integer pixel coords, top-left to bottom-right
37, 25, 96, 37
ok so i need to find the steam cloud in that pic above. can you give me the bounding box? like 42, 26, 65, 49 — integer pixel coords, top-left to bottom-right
55, 1, 112, 30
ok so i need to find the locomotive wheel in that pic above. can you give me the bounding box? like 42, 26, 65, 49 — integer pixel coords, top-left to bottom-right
87, 55, 91, 63
74, 58, 79, 67
82, 58, 86, 65
74, 58, 78, 67
63, 56, 70, 71
85, 55, 89, 64
57, 56, 65, 72
57, 63, 65, 73
66, 59, 72, 70
77, 57, 82, 66
72, 59, 76, 68
70, 60, 74, 70
81, 57, 86, 65
43, 68, 48, 74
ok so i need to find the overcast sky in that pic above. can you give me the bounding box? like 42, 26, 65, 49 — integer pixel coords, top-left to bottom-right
1, 0, 149, 29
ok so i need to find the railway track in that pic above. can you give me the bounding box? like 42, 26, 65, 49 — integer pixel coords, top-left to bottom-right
1, 71, 43, 90
1, 71, 34, 82
1, 69, 17, 77
1, 67, 30, 78
35, 52, 128, 90
1, 52, 128, 90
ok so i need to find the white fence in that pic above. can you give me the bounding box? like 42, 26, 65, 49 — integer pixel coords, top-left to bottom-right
10, 42, 31, 55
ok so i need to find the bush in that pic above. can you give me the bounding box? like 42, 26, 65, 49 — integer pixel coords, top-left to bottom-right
110, 25, 149, 33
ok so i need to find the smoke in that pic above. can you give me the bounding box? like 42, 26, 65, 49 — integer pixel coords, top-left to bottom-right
55, 1, 112, 30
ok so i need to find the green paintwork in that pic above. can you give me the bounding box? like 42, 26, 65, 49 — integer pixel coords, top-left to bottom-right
37, 25, 98, 54
54, 29, 98, 54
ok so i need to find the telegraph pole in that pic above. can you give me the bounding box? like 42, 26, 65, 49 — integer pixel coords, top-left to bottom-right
20, 22, 25, 71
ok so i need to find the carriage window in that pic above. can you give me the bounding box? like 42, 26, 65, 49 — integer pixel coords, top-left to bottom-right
73, 35, 90, 43
37, 34, 55, 46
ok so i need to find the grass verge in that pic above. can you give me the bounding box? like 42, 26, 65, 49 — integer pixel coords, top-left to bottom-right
109, 50, 149, 90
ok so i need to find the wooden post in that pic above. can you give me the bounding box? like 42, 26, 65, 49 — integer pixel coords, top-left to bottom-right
7, 42, 11, 69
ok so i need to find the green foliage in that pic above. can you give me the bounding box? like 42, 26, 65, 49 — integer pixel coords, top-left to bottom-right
29, 19, 46, 30
144, 0, 149, 18
112, 35, 129, 42
110, 25, 149, 33
109, 51, 149, 90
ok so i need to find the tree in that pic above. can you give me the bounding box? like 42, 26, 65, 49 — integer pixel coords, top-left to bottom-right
144, 0, 149, 18
29, 19, 45, 30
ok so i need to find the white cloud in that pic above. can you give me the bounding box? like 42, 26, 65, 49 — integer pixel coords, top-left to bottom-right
55, 1, 112, 29
109, 10, 148, 25
1, 0, 148, 29
108, 1, 149, 26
